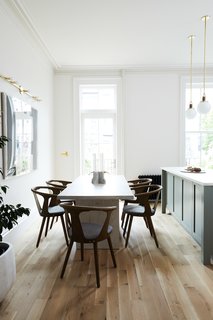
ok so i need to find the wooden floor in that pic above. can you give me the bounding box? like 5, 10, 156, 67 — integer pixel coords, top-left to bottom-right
1, 204, 213, 320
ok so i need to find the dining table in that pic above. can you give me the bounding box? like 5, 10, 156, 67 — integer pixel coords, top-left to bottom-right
58, 173, 134, 248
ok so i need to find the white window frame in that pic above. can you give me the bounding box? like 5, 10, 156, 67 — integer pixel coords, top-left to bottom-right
73, 77, 124, 176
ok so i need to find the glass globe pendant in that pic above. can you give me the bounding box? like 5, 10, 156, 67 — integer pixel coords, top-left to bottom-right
186, 103, 196, 119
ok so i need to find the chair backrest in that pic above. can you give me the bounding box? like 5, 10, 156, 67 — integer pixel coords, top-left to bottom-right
31, 186, 63, 216
134, 184, 163, 215
60, 203, 116, 243
46, 180, 71, 189
128, 178, 152, 187
129, 179, 152, 195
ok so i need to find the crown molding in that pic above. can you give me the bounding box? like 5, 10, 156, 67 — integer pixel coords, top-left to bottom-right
55, 63, 213, 75
4, 0, 58, 69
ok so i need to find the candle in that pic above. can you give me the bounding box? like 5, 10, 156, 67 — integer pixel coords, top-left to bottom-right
100, 153, 104, 171
93, 153, 96, 171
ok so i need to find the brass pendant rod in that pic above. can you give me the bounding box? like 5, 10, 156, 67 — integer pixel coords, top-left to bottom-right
201, 15, 209, 98
188, 35, 194, 104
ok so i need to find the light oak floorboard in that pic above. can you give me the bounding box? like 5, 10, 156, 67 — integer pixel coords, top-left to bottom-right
0, 205, 213, 319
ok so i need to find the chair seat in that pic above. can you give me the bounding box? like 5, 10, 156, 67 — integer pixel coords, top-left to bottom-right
48, 205, 65, 215
123, 204, 155, 216
123, 204, 142, 211
68, 223, 113, 240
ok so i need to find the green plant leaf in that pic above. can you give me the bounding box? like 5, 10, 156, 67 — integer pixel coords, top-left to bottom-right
0, 135, 30, 240
0, 185, 8, 194
0, 135, 9, 149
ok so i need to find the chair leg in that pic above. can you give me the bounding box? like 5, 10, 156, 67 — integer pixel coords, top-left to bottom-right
80, 242, 84, 261
125, 215, 133, 248
143, 217, 153, 237
36, 217, 46, 248
121, 200, 129, 229
107, 237, 117, 268
60, 215, 69, 246
123, 213, 130, 238
146, 216, 159, 248
143, 217, 149, 229
93, 242, 100, 288
50, 217, 55, 229
60, 240, 74, 278
45, 217, 50, 237
121, 211, 126, 229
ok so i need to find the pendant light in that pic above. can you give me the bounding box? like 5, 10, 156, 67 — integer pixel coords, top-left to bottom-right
186, 35, 196, 119
197, 15, 211, 114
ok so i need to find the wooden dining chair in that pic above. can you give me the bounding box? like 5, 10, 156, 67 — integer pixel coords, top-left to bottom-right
121, 178, 152, 229
122, 184, 162, 248
31, 186, 69, 248
46, 179, 75, 228
59, 203, 117, 288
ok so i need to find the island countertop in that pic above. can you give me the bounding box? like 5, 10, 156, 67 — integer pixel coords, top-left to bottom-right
161, 167, 213, 186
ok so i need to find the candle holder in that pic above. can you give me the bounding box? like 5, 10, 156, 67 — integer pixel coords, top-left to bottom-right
92, 171, 106, 184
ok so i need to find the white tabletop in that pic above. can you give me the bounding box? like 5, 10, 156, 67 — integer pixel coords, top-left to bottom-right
58, 174, 134, 200
162, 167, 213, 186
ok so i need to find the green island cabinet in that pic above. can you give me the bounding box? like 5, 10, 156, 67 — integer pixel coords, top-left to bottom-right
162, 167, 213, 265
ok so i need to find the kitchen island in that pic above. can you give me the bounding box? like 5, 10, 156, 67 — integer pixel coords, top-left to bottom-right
161, 167, 213, 265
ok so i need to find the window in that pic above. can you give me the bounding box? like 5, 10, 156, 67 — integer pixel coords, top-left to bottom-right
74, 78, 123, 176
184, 81, 213, 169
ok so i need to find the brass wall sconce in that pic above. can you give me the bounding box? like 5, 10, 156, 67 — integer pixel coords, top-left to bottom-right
0, 74, 41, 102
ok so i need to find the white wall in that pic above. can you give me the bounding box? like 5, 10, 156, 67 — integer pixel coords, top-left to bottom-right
124, 72, 181, 179
0, 2, 54, 208
54, 70, 182, 181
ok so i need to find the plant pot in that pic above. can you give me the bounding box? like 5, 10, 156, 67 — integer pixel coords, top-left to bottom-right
0, 242, 16, 303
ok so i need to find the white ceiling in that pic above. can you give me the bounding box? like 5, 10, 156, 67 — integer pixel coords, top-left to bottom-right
12, 0, 213, 70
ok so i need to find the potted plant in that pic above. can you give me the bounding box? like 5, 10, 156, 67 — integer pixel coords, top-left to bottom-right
0, 135, 30, 303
